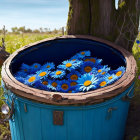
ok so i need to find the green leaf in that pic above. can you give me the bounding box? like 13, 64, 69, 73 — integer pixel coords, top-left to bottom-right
119, 1, 126, 8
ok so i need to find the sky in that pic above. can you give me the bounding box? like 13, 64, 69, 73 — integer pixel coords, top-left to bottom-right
0, 0, 120, 31
0, 0, 69, 30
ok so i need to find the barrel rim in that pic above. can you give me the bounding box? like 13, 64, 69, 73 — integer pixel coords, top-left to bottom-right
1, 35, 137, 105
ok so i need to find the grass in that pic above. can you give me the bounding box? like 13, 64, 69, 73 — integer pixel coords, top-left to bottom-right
0, 33, 140, 139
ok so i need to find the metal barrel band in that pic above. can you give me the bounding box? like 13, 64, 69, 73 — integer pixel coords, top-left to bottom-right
122, 86, 135, 102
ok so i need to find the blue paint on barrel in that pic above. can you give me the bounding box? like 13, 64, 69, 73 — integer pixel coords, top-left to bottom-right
6, 82, 134, 140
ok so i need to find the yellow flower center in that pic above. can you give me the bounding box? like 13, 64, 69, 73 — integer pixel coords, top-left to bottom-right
66, 63, 72, 68
28, 76, 36, 83
98, 69, 102, 73
52, 82, 57, 87
100, 81, 107, 87
56, 71, 62, 75
47, 65, 50, 68
116, 71, 122, 77
72, 59, 76, 61
84, 66, 92, 73
81, 52, 85, 55
61, 84, 69, 90
70, 75, 78, 80
42, 81, 48, 85
68, 91, 72, 93
70, 82, 77, 86
34, 65, 38, 68
39, 72, 47, 77
85, 58, 96, 63
84, 80, 92, 87
108, 76, 113, 80
102, 72, 106, 75
24, 69, 27, 72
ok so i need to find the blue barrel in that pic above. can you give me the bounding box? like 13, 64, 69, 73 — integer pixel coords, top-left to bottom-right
1, 36, 137, 140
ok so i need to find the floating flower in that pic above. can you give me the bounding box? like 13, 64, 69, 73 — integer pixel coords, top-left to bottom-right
36, 70, 50, 79
47, 80, 60, 91
25, 75, 39, 86
70, 80, 78, 87
105, 74, 118, 84
81, 61, 96, 74
110, 66, 125, 77
58, 80, 70, 93
67, 86, 77, 93
20, 63, 30, 73
14, 71, 28, 78
84, 57, 102, 66
67, 71, 81, 81
96, 65, 110, 76
136, 40, 140, 44
70, 54, 82, 61
97, 78, 109, 88
49, 70, 66, 79
30, 63, 41, 73
77, 73, 98, 92
34, 79, 49, 90
42, 62, 55, 71
77, 50, 91, 59
15, 76, 25, 83
57, 60, 82, 71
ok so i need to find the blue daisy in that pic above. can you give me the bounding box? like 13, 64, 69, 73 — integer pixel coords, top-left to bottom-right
57, 60, 82, 71
47, 80, 60, 91
67, 86, 77, 93
49, 70, 66, 79
34, 79, 49, 90
25, 75, 39, 86
15, 76, 25, 83
97, 77, 109, 88
69, 80, 78, 87
20, 63, 31, 73
77, 73, 99, 92
110, 66, 126, 78
96, 65, 110, 76
67, 71, 81, 81
36, 70, 50, 79
70, 54, 82, 62
105, 74, 119, 85
77, 50, 91, 59
14, 71, 28, 78
41, 62, 55, 71
30, 63, 41, 73
57, 80, 71, 93
81, 61, 96, 74
84, 57, 102, 66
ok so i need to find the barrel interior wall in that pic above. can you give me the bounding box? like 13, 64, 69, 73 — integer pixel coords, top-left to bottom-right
10, 38, 126, 75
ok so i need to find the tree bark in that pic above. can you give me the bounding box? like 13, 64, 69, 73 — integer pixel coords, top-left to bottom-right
67, 0, 140, 52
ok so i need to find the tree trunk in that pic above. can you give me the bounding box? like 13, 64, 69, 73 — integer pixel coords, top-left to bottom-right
67, 0, 140, 52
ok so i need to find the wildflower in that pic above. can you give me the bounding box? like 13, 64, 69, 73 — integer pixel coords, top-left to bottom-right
50, 70, 66, 79
77, 73, 98, 91
42, 62, 55, 71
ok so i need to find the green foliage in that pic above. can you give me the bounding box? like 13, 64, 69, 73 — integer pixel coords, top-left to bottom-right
132, 32, 140, 94
133, 136, 139, 140
119, 1, 126, 8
